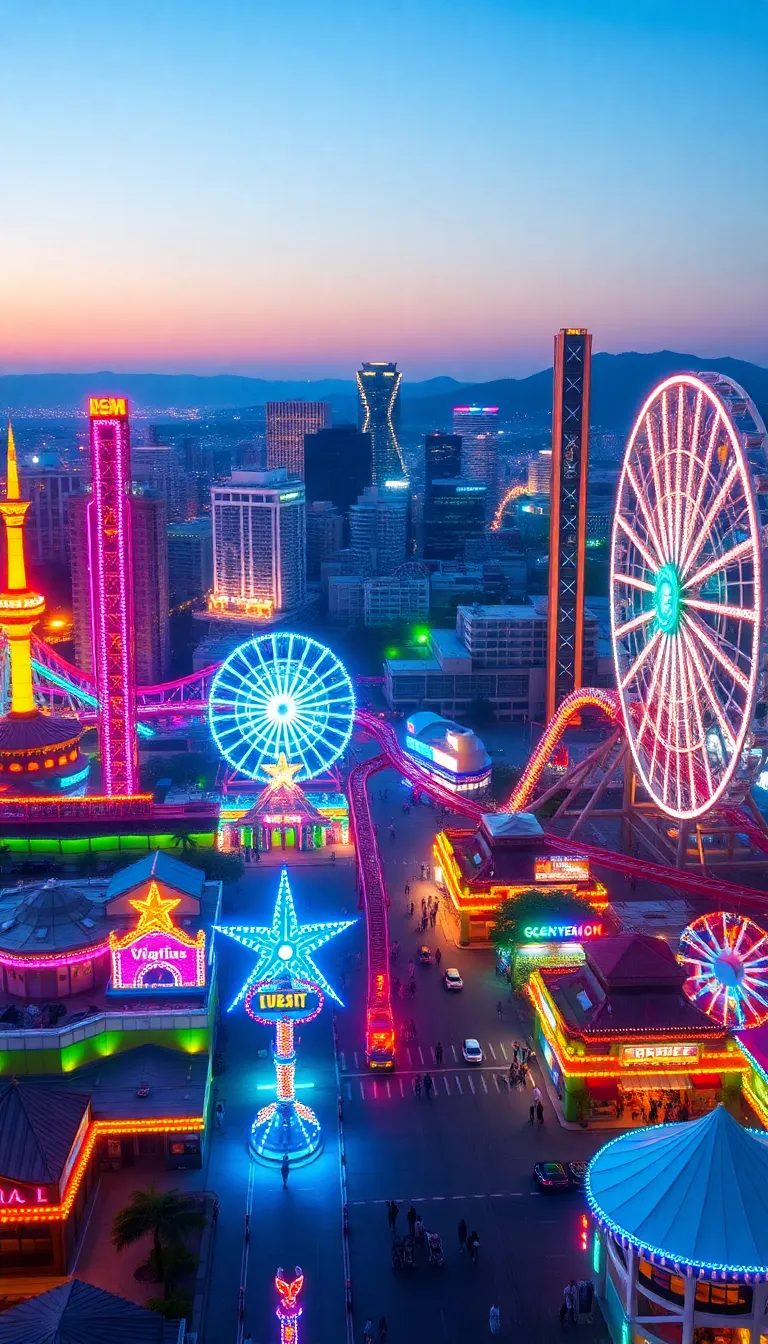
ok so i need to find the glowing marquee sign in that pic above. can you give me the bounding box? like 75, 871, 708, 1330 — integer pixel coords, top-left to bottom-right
89, 397, 128, 418
621, 1044, 699, 1064
109, 882, 206, 991
0, 1184, 49, 1206
522, 921, 603, 941
245, 978, 323, 1025
535, 857, 590, 884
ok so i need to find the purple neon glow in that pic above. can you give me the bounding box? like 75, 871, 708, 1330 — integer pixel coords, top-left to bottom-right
88, 412, 139, 795
0, 942, 110, 971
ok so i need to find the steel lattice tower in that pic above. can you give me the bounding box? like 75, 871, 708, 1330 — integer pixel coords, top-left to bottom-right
546, 329, 591, 723
87, 397, 139, 795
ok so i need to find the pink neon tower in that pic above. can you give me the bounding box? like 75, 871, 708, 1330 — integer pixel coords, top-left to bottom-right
87, 396, 139, 795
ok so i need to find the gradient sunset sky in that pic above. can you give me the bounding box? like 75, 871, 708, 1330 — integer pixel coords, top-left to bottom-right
1, 0, 766, 379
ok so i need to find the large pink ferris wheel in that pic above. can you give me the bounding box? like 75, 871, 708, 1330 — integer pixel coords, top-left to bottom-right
611, 372, 768, 821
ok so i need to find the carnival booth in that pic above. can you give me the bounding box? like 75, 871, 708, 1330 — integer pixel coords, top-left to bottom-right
588, 1106, 768, 1344
528, 934, 746, 1125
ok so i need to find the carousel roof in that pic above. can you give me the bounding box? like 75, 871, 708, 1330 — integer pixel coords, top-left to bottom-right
0, 877, 111, 953
586, 1105, 768, 1274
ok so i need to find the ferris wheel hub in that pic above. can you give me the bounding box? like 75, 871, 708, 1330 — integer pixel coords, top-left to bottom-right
654, 563, 682, 635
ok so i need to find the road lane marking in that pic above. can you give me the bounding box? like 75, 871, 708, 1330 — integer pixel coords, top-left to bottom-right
373, 1080, 378, 1099
407, 1048, 413, 1066
386, 1080, 391, 1098
430, 1046, 436, 1063
451, 1044, 457, 1061
353, 1052, 359, 1069
346, 1083, 352, 1100
341, 1052, 347, 1070
500, 1042, 508, 1060
488, 1043, 497, 1060
455, 1076, 462, 1094
468, 1075, 475, 1094
418, 1046, 424, 1064
443, 1076, 450, 1095
494, 1075, 500, 1093
360, 1081, 365, 1099
481, 1076, 488, 1093
399, 1079, 404, 1097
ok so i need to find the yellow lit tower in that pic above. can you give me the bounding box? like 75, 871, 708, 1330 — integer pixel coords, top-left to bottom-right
0, 423, 87, 792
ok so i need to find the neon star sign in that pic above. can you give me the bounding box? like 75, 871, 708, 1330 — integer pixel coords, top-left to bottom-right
110, 881, 206, 991
215, 864, 355, 1012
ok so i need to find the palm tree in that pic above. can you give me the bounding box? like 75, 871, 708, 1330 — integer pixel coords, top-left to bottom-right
112, 1185, 205, 1279
171, 830, 198, 854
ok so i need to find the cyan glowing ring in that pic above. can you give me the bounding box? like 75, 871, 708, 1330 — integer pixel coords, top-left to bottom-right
208, 632, 355, 781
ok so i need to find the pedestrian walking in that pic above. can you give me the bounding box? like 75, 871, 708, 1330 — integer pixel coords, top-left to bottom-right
404, 882, 410, 898
435, 947, 442, 968
467, 1230, 480, 1263
281, 1153, 290, 1188
414, 1215, 425, 1245
458, 1218, 467, 1253
414, 1073, 422, 1097
420, 863, 425, 880
513, 1039, 521, 1062
407, 1205, 417, 1237
520, 1061, 528, 1087
387, 1200, 399, 1232
529, 1101, 535, 1124
536, 1099, 544, 1125
408, 960, 415, 979
421, 898, 427, 916
560, 1280, 578, 1326
408, 900, 415, 918
489, 1303, 501, 1336
363, 1319, 374, 1344
424, 1071, 433, 1097
214, 1100, 225, 1130
532, 1085, 542, 1106
378, 1317, 388, 1344
435, 1041, 443, 1066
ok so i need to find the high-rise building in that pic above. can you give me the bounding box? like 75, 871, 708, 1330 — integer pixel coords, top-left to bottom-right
546, 328, 592, 722
453, 406, 499, 506
349, 485, 408, 576
527, 449, 551, 496
356, 362, 407, 484
306, 501, 343, 581
304, 424, 372, 516
425, 433, 462, 491
131, 492, 171, 684
87, 395, 139, 796
209, 468, 306, 619
22, 467, 89, 565
423, 479, 487, 562
266, 401, 329, 479
167, 518, 213, 607
132, 445, 188, 522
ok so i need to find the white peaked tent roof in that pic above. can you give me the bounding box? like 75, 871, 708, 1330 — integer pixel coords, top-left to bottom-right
586, 1106, 768, 1273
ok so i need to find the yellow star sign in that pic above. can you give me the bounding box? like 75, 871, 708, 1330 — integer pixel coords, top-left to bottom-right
263, 753, 303, 791
129, 882, 181, 935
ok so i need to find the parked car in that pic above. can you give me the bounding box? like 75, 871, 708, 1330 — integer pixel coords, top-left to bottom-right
443, 967, 463, 991
567, 1161, 587, 1189
461, 1038, 484, 1064
533, 1162, 571, 1192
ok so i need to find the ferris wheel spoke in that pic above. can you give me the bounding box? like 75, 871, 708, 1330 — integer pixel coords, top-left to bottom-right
679, 409, 722, 573
686, 643, 715, 800
613, 572, 655, 594
665, 637, 680, 811
620, 626, 662, 691
676, 636, 698, 808
614, 608, 656, 640
685, 597, 757, 625
624, 462, 667, 565
647, 638, 672, 784
680, 627, 736, 750
681, 462, 738, 580
683, 537, 756, 591
635, 633, 669, 748
680, 390, 704, 559
645, 412, 670, 559
682, 612, 751, 695
673, 385, 685, 564
661, 391, 676, 565
615, 513, 658, 575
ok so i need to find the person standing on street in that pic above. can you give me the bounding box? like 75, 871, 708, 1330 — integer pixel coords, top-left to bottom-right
281, 1153, 290, 1188
529, 1100, 535, 1124
407, 1205, 417, 1238
424, 1072, 433, 1098
536, 1099, 545, 1125
532, 1084, 542, 1108
378, 1317, 388, 1344
458, 1218, 467, 1253
435, 947, 442, 968
414, 1073, 422, 1098
467, 1230, 480, 1263
489, 1303, 501, 1336
435, 1041, 443, 1066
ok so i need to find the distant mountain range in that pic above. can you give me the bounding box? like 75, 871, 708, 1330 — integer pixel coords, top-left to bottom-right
0, 354, 766, 431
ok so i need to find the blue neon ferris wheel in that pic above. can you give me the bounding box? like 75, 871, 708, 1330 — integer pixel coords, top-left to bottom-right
208, 633, 356, 781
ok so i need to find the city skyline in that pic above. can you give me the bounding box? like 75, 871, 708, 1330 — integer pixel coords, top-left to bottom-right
1, 1, 766, 379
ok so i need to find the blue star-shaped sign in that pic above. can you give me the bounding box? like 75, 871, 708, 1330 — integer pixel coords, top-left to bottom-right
215, 865, 355, 1011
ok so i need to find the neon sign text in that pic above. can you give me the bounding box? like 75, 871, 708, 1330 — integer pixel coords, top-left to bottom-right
621, 1044, 699, 1063
0, 1185, 48, 1205
89, 397, 128, 417
522, 923, 603, 941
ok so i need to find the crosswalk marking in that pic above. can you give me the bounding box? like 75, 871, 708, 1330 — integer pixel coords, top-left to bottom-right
341, 1067, 541, 1104
455, 1075, 462, 1094
500, 1043, 508, 1060
399, 1078, 404, 1098
451, 1044, 457, 1062
418, 1046, 424, 1065
430, 1046, 435, 1063
488, 1043, 497, 1060
494, 1074, 500, 1093
407, 1048, 412, 1066
481, 1075, 488, 1093
354, 1052, 359, 1069
341, 1052, 347, 1070
386, 1080, 391, 1098
373, 1080, 378, 1099
443, 1075, 450, 1095
468, 1075, 475, 1094
347, 1083, 352, 1100
360, 1081, 365, 1098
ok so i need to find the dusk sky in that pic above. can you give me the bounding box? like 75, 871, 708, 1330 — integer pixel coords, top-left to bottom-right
1, 0, 766, 380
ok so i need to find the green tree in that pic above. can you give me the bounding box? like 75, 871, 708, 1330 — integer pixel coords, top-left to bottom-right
111, 1185, 205, 1281
171, 830, 198, 854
